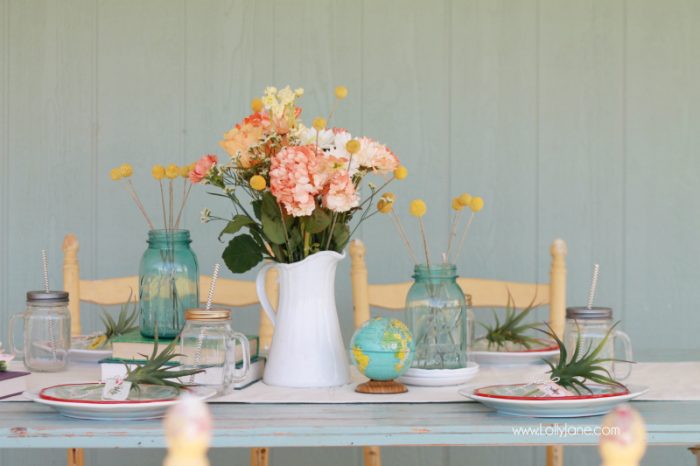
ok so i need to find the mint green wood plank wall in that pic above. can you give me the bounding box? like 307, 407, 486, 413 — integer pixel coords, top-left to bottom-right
1, 1, 698, 465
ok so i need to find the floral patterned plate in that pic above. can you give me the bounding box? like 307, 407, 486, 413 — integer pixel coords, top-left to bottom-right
28, 383, 217, 420
461, 383, 648, 418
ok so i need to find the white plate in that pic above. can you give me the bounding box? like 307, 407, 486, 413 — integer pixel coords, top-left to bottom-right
471, 348, 559, 366
397, 362, 479, 387
461, 384, 649, 418
68, 335, 112, 364
26, 385, 217, 421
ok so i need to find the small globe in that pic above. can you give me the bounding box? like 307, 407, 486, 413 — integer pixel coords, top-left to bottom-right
349, 317, 415, 381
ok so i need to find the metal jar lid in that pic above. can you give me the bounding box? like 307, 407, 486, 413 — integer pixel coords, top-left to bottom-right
26, 291, 69, 303
185, 308, 231, 321
566, 306, 612, 320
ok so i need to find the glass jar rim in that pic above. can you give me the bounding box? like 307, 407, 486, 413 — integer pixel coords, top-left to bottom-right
147, 229, 191, 243
185, 308, 230, 321
413, 263, 457, 278
26, 290, 69, 303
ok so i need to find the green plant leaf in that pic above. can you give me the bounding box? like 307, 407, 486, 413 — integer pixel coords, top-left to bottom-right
222, 234, 264, 273
218, 215, 256, 241
262, 213, 286, 244
261, 191, 280, 219
252, 199, 263, 220
332, 224, 350, 250
304, 209, 332, 234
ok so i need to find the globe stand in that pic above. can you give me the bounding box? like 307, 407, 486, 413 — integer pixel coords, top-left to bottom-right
355, 379, 408, 394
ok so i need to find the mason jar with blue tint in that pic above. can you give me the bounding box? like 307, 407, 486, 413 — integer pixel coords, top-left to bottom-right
405, 264, 469, 369
139, 229, 199, 338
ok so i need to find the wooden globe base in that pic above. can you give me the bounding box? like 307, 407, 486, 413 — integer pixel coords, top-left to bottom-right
355, 379, 408, 394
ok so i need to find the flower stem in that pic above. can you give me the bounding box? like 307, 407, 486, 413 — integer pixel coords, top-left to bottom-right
174, 182, 192, 229
418, 217, 431, 268
169, 180, 174, 230
125, 180, 155, 230
390, 211, 418, 264
158, 180, 167, 230
445, 210, 462, 260
454, 211, 475, 261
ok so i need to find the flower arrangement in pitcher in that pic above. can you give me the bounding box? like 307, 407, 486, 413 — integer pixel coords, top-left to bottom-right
193, 85, 406, 273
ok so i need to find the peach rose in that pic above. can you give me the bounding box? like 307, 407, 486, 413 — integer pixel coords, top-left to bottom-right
189, 154, 218, 183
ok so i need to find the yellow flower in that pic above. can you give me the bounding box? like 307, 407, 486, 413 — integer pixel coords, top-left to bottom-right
165, 164, 179, 179
110, 168, 122, 181
377, 199, 393, 214
394, 165, 408, 180
251, 98, 264, 113
312, 117, 327, 131
119, 163, 133, 178
458, 193, 472, 207
409, 199, 427, 217
451, 197, 464, 211
179, 165, 190, 178
152, 164, 165, 180
382, 192, 396, 203
249, 175, 267, 191
346, 139, 361, 155
334, 86, 348, 99
470, 196, 484, 212
294, 88, 304, 97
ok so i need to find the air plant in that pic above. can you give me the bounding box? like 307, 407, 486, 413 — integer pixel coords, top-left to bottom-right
479, 293, 543, 350
541, 323, 630, 394
87, 297, 139, 350
124, 336, 204, 391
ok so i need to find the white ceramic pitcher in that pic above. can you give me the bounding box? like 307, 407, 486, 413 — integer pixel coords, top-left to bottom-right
255, 251, 350, 388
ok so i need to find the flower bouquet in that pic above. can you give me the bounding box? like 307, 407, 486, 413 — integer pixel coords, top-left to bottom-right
193, 85, 405, 387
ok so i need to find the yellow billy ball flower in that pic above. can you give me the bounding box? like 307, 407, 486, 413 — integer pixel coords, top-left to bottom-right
165, 164, 179, 179
458, 193, 472, 207
110, 168, 122, 181
334, 86, 348, 100
249, 175, 267, 191
382, 192, 396, 203
179, 165, 190, 178
394, 165, 408, 180
409, 199, 427, 218
346, 139, 361, 155
377, 199, 393, 214
151, 164, 166, 180
470, 196, 484, 212
312, 117, 327, 131
251, 98, 264, 113
119, 163, 133, 178
451, 197, 464, 211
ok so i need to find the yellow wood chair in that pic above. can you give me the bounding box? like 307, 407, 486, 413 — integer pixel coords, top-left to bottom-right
62, 233, 276, 466
349, 238, 568, 466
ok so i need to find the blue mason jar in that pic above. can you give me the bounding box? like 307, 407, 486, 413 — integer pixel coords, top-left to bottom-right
139, 229, 199, 338
405, 264, 468, 369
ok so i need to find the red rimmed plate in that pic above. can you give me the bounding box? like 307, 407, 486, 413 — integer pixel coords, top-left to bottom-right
461, 383, 648, 418
39, 382, 181, 405
471, 339, 559, 366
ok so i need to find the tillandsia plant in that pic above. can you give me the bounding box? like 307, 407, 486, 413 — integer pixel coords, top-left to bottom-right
541, 323, 629, 394
478, 292, 543, 350
125, 336, 203, 391
87, 297, 140, 350
192, 85, 408, 274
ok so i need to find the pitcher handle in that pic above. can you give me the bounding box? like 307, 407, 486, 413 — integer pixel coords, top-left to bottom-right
8, 313, 24, 359
613, 330, 634, 380
255, 262, 277, 327
227, 332, 250, 383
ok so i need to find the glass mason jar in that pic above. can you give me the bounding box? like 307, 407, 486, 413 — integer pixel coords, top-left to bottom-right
180, 308, 250, 394
8, 291, 71, 372
563, 306, 633, 379
139, 229, 199, 338
406, 264, 469, 369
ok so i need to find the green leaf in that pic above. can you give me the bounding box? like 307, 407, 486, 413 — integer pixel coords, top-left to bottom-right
262, 213, 286, 244
304, 209, 332, 234
222, 234, 264, 273
332, 224, 350, 250
261, 191, 280, 219
252, 200, 263, 220
218, 215, 256, 241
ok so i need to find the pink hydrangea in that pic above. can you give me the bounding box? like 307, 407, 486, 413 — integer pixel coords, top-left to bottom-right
189, 154, 218, 183
323, 171, 359, 213
270, 145, 321, 217
353, 137, 399, 174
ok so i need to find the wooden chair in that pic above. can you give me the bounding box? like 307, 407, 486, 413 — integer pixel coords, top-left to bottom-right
349, 238, 568, 466
62, 233, 276, 466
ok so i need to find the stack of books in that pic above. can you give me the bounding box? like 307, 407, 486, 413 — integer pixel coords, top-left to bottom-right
100, 331, 264, 389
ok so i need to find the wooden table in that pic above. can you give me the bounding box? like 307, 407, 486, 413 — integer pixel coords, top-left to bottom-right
1, 401, 699, 449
